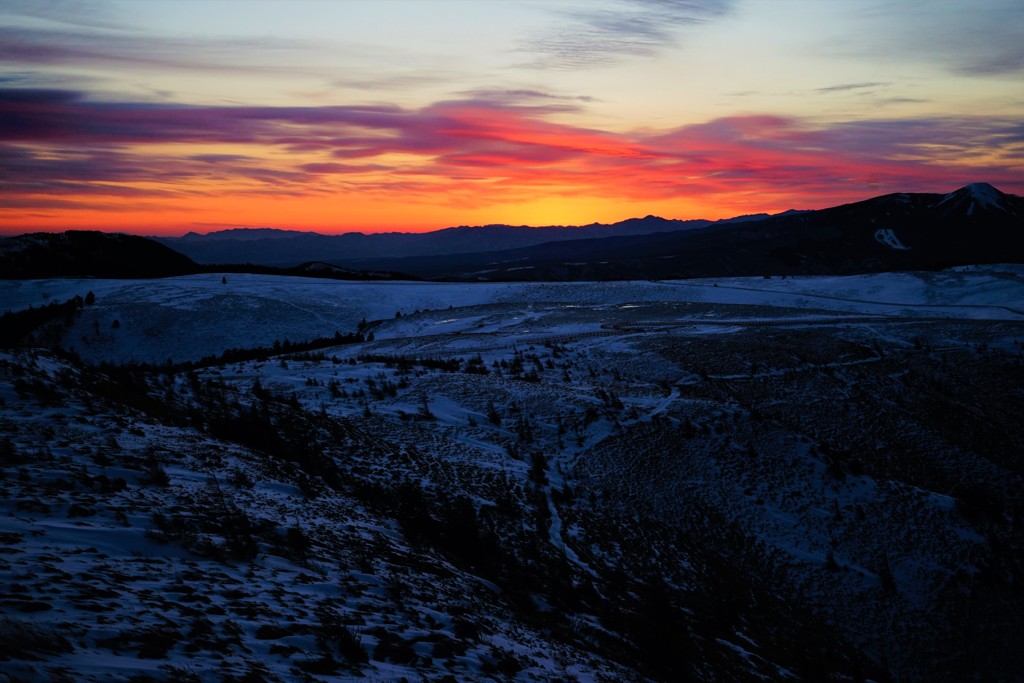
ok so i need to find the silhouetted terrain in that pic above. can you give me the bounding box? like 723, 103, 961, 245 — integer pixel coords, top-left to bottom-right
157, 216, 715, 266
0, 231, 198, 279
6, 184, 1019, 282
0, 233, 413, 281
337, 184, 1023, 279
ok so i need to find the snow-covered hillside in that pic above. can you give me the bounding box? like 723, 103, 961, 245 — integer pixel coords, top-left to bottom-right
2, 266, 1022, 681
0, 351, 644, 682
2, 265, 1021, 364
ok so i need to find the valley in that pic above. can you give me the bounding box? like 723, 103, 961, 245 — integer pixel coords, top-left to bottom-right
2, 268, 1023, 681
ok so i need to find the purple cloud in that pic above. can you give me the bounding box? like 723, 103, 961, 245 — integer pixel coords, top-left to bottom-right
1, 88, 1021, 213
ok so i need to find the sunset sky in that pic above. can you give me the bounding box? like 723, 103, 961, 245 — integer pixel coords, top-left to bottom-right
1, 0, 1022, 235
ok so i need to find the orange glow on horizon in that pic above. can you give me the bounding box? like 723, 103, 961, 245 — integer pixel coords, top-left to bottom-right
2, 92, 1021, 238
1, 175, 1016, 238
2, 1, 1022, 241
0, 177, 873, 237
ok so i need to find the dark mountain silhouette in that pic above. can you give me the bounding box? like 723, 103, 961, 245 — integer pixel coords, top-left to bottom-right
335, 183, 1023, 280
157, 216, 713, 266
6, 184, 1018, 281
0, 231, 198, 279
0, 232, 415, 280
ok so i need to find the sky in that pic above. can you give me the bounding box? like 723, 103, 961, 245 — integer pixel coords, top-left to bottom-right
0, 0, 1022, 236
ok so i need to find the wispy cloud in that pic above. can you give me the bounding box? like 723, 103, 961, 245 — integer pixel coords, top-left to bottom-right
331, 72, 459, 93
834, 0, 1024, 77
875, 97, 929, 106
0, 0, 125, 31
643, 115, 1024, 199
454, 88, 596, 106
814, 82, 890, 93
521, 0, 735, 70
955, 43, 1024, 76
924, 3, 1024, 76
0, 25, 327, 76
1, 88, 1021, 219
0, 88, 409, 146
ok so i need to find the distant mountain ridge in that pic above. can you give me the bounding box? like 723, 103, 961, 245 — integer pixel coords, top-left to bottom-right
157, 216, 715, 266
333, 183, 1023, 280
3, 184, 1019, 281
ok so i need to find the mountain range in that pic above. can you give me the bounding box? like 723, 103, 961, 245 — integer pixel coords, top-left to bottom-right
328, 183, 1024, 280
2, 183, 1020, 280
157, 182, 1024, 280
156, 215, 722, 265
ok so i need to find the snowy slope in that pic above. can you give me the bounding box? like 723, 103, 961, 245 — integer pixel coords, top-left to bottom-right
2, 265, 1021, 364
2, 266, 1022, 681
0, 351, 647, 683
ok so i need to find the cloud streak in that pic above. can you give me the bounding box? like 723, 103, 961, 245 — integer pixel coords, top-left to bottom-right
0, 25, 330, 77
0, 0, 125, 30
833, 0, 1024, 77
1, 87, 1021, 229
521, 0, 735, 69
814, 82, 890, 93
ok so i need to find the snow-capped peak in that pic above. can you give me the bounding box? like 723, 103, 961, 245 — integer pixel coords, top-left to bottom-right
935, 182, 1007, 214
962, 182, 1004, 209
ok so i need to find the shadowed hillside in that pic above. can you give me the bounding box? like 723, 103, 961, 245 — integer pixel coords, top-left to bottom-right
333, 184, 1024, 280
0, 231, 198, 279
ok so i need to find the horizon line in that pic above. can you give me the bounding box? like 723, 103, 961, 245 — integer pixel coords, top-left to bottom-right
0, 180, 1009, 240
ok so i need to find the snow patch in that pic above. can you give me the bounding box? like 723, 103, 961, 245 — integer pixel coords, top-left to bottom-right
874, 228, 910, 250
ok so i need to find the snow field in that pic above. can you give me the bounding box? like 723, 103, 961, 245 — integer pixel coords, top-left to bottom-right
2, 265, 1021, 364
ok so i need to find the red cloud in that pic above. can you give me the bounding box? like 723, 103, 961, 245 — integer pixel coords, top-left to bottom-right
1, 88, 1021, 229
